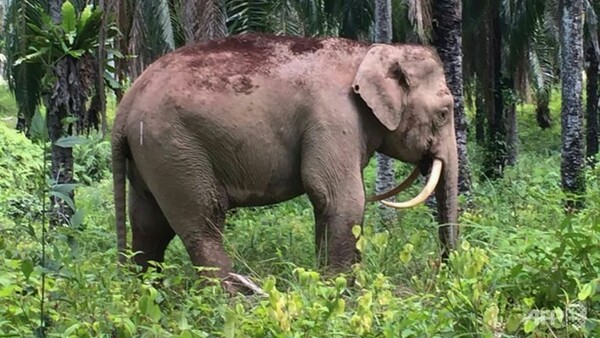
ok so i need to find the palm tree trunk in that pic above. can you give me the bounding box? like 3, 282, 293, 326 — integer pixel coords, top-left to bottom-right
536, 92, 552, 129
482, 6, 507, 179
505, 77, 518, 166
585, 41, 599, 166
16, 112, 28, 134
560, 0, 585, 211
373, 0, 396, 224
47, 0, 75, 227
432, 0, 472, 197
475, 82, 486, 145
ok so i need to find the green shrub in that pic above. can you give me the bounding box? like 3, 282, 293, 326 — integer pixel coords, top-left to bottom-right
73, 133, 112, 185
0, 123, 44, 225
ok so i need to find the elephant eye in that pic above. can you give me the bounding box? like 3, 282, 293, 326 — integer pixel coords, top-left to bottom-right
432, 108, 450, 133
439, 108, 449, 120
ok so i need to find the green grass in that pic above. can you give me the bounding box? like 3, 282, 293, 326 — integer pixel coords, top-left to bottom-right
0, 82, 19, 129
0, 87, 598, 337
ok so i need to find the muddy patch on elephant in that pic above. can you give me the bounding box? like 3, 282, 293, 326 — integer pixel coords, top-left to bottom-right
290, 40, 324, 55
174, 34, 277, 56
232, 76, 257, 95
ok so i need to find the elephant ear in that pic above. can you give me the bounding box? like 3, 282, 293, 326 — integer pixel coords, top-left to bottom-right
352, 44, 411, 131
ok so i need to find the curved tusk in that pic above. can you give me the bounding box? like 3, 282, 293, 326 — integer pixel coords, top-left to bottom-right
380, 159, 443, 209
367, 166, 421, 202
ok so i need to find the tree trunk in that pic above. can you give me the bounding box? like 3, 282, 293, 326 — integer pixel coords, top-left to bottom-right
432, 0, 471, 198
536, 92, 552, 129
97, 0, 108, 136
505, 77, 518, 166
16, 112, 28, 134
47, 0, 75, 227
585, 41, 599, 166
475, 83, 486, 145
373, 0, 395, 224
482, 7, 507, 179
560, 0, 585, 211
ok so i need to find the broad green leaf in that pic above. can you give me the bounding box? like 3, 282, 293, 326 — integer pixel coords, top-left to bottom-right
505, 314, 521, 332
55, 135, 89, 148
352, 225, 361, 238
554, 307, 564, 324
578, 283, 593, 300
63, 323, 80, 336
483, 304, 499, 329
70, 209, 84, 228
104, 72, 121, 90
51, 183, 81, 194
21, 47, 50, 64
67, 49, 85, 58
30, 110, 48, 142
49, 191, 76, 211
79, 5, 93, 30
61, 0, 77, 33
223, 310, 236, 338
21, 259, 34, 280
523, 319, 537, 333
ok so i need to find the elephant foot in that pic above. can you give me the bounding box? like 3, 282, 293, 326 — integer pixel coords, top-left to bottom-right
222, 273, 267, 297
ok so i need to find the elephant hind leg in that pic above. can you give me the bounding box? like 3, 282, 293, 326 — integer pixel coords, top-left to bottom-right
141, 161, 234, 284
128, 186, 175, 272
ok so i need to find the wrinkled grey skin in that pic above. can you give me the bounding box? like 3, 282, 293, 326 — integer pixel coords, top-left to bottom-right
112, 33, 458, 290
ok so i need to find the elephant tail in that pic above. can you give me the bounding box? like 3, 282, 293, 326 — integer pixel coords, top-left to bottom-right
111, 119, 128, 265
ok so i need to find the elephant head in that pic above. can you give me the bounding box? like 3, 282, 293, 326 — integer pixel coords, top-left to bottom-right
352, 44, 459, 256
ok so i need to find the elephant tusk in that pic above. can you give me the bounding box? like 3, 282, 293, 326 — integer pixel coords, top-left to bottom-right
367, 166, 421, 202
380, 159, 443, 209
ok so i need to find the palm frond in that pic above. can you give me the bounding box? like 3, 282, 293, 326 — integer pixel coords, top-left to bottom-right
226, 0, 271, 35
339, 0, 373, 40
128, 0, 174, 78
168, 0, 185, 47
406, 0, 431, 42
528, 19, 557, 99
270, 0, 302, 36
295, 0, 327, 36
3, 0, 47, 130
199, 0, 227, 40
584, 0, 599, 56
154, 0, 175, 51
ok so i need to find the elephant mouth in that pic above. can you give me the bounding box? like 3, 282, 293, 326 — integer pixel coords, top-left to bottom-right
367, 158, 442, 209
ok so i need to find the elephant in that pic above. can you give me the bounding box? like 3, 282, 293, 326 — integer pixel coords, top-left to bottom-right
111, 33, 459, 292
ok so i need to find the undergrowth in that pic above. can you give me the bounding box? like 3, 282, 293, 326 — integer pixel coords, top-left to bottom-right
0, 88, 598, 337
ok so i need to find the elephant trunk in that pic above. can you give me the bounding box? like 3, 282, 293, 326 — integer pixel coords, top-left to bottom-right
435, 141, 459, 260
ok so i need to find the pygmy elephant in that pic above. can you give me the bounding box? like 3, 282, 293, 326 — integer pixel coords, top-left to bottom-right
111, 33, 459, 292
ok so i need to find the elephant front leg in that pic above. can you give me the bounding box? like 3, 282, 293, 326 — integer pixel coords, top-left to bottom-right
313, 205, 364, 273
304, 172, 366, 275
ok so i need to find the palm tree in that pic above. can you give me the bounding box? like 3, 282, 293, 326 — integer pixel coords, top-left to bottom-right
431, 0, 471, 197
374, 0, 395, 222
586, 39, 599, 166
4, 0, 115, 225
560, 0, 586, 211
463, 0, 556, 178
47, 0, 77, 225
183, 0, 226, 43
584, 1, 599, 166
373, 0, 396, 223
